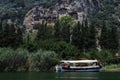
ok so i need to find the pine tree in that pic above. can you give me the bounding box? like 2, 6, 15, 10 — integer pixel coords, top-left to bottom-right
79, 22, 84, 51
81, 21, 89, 52
0, 22, 3, 47
72, 21, 97, 52
100, 22, 119, 51
58, 15, 76, 43
0, 22, 2, 34
88, 22, 96, 50
8, 24, 16, 47
100, 21, 110, 49
61, 25, 70, 43
2, 23, 9, 47
109, 26, 119, 51
72, 22, 81, 49
16, 27, 23, 46
44, 23, 53, 40
0, 23, 23, 47
36, 22, 45, 40
54, 21, 61, 41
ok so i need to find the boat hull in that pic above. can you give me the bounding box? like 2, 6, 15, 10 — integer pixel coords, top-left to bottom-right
56, 67, 102, 72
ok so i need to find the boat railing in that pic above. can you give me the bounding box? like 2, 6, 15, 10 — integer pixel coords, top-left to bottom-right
70, 65, 100, 68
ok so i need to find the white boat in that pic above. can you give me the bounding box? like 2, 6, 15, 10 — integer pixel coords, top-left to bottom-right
55, 60, 102, 72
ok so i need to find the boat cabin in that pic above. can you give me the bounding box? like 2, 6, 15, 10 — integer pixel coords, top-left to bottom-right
55, 60, 102, 72
60, 60, 100, 68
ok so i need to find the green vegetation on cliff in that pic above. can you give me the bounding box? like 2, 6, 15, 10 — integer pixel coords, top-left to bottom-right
0, 0, 58, 23
0, 0, 120, 71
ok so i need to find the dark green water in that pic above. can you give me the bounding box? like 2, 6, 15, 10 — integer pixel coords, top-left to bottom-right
0, 72, 120, 80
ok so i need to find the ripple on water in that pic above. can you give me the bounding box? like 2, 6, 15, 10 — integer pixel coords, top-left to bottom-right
56, 76, 98, 80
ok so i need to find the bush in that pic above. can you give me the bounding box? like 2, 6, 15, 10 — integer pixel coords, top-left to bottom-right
0, 48, 59, 71
31, 50, 58, 71
83, 49, 116, 65
54, 41, 80, 59
22, 40, 80, 59
0, 48, 29, 71
36, 40, 80, 59
99, 50, 115, 64
13, 48, 29, 71
0, 48, 14, 71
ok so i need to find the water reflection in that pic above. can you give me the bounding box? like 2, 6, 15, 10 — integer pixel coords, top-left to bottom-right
56, 72, 99, 80
0, 72, 120, 80
56, 76, 98, 79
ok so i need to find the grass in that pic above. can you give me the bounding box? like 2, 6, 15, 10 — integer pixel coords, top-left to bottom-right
104, 64, 120, 72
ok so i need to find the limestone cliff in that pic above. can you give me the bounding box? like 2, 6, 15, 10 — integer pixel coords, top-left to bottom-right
23, 0, 101, 32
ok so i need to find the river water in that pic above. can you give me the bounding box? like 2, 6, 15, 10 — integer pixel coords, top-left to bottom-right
0, 72, 120, 80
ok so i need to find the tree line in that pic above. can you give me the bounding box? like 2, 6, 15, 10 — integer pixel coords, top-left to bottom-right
0, 16, 120, 67
35, 16, 119, 52
0, 15, 119, 53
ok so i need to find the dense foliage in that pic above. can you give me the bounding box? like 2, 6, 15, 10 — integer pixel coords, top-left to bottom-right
100, 22, 119, 52
54, 15, 76, 43
72, 21, 96, 52
0, 15, 119, 61
22, 40, 80, 59
0, 23, 23, 48
0, 48, 58, 71
0, 0, 120, 71
83, 49, 119, 65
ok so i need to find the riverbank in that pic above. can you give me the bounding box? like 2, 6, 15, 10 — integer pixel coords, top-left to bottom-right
104, 64, 120, 72
0, 48, 58, 72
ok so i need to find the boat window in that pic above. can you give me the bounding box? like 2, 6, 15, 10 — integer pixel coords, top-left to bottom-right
69, 63, 74, 66
61, 62, 70, 68
75, 63, 88, 67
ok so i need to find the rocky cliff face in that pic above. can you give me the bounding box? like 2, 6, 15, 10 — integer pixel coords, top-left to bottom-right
23, 0, 101, 32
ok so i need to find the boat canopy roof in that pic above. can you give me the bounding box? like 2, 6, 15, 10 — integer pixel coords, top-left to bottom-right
60, 60, 98, 63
